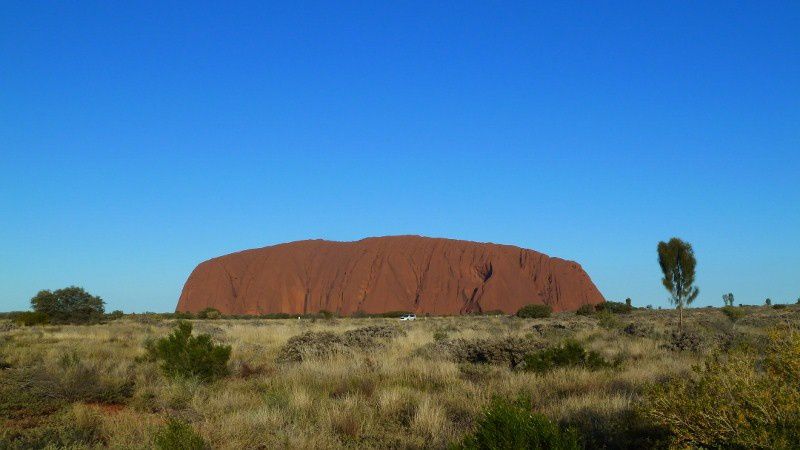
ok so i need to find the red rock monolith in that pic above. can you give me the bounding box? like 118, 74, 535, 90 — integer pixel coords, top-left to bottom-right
176, 236, 604, 315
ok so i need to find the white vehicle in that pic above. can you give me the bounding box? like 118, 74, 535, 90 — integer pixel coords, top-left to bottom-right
399, 314, 416, 321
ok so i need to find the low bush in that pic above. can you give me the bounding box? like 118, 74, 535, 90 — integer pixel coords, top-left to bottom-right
196, 308, 222, 319
146, 321, 231, 381
276, 331, 343, 363
563, 408, 670, 450
171, 311, 194, 319
105, 310, 125, 320
418, 336, 543, 368
341, 325, 405, 349
153, 418, 208, 450
13, 311, 49, 326
596, 310, 622, 330
575, 304, 595, 316
516, 304, 552, 319
460, 398, 580, 449
720, 305, 746, 323
522, 340, 611, 373
318, 309, 337, 319
645, 328, 800, 448
276, 325, 405, 362
595, 301, 632, 314
660, 330, 704, 353
622, 322, 654, 338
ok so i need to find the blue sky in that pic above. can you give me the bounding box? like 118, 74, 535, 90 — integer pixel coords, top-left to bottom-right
1, 1, 798, 312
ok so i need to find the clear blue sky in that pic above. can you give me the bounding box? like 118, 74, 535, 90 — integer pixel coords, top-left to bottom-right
2, 1, 798, 312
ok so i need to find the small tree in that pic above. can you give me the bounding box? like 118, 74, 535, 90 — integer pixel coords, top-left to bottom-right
657, 238, 699, 331
30, 286, 105, 324
765, 298, 772, 306
625, 298, 632, 308
722, 293, 734, 307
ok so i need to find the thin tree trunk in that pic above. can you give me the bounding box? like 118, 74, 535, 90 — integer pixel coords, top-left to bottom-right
678, 304, 683, 331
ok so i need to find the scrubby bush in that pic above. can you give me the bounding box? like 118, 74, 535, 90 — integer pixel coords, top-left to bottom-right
645, 328, 800, 448
417, 336, 543, 368
773, 303, 787, 310
29, 286, 105, 324
106, 310, 125, 320
196, 308, 221, 319
460, 398, 580, 449
433, 330, 449, 341
318, 309, 336, 319
595, 301, 632, 314
661, 330, 704, 353
596, 310, 622, 330
277, 331, 343, 362
622, 322, 654, 338
13, 311, 49, 326
277, 325, 405, 362
377, 310, 414, 318
154, 418, 208, 450
575, 304, 595, 316
720, 305, 745, 323
522, 340, 611, 373
146, 321, 231, 381
516, 304, 552, 318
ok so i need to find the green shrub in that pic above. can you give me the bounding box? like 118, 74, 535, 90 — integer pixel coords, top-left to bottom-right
773, 304, 787, 310
13, 311, 49, 326
516, 304, 552, 319
720, 305, 746, 323
106, 310, 125, 320
171, 311, 194, 319
196, 308, 221, 319
645, 328, 800, 448
523, 340, 611, 373
594, 301, 632, 314
596, 310, 622, 330
460, 398, 580, 449
146, 321, 231, 381
153, 418, 208, 450
30, 286, 105, 324
575, 304, 595, 316
378, 310, 414, 318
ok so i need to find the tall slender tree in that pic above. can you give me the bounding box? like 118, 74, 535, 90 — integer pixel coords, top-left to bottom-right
657, 238, 699, 331
722, 293, 734, 307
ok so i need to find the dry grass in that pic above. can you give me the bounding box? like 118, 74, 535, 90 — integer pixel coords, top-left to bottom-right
1, 306, 797, 448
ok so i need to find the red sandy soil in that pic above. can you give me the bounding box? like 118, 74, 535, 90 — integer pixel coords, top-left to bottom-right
176, 236, 605, 315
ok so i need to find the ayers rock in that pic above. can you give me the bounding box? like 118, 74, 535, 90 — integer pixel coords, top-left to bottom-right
176, 236, 605, 315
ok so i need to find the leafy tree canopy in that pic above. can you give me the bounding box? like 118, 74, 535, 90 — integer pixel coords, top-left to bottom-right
30, 286, 105, 324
